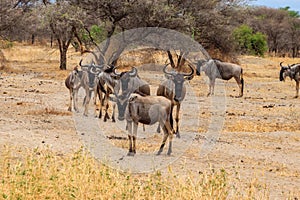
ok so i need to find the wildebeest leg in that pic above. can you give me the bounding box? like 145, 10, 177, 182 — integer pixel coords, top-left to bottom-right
234, 76, 243, 97
295, 80, 299, 98
165, 120, 174, 155
157, 132, 167, 155
68, 88, 73, 111
103, 92, 110, 122
98, 87, 103, 118
156, 124, 161, 133
83, 87, 90, 116
157, 120, 172, 155
95, 86, 101, 117
175, 104, 181, 138
127, 121, 133, 156
132, 122, 138, 154
74, 89, 79, 112
111, 103, 116, 122
207, 78, 214, 96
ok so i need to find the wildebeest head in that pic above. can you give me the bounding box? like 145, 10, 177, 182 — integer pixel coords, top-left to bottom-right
79, 59, 106, 88
113, 67, 138, 121
196, 59, 207, 76
279, 62, 290, 82
163, 64, 194, 102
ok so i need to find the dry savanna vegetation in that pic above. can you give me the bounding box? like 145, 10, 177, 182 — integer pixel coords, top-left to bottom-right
0, 43, 300, 199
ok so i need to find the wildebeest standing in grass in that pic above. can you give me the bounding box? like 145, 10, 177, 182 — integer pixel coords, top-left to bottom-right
279, 62, 300, 98
125, 93, 174, 156
196, 59, 244, 97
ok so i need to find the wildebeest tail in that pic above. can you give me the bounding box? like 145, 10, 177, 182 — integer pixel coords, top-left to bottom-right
241, 68, 244, 95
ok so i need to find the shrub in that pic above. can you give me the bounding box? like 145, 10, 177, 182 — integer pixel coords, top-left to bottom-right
233, 25, 268, 56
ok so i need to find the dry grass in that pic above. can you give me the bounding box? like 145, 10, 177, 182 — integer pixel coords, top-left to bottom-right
26, 106, 72, 116
1, 44, 299, 198
0, 146, 271, 200
1, 42, 81, 80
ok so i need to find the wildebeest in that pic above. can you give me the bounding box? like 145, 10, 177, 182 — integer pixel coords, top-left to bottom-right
95, 65, 118, 122
112, 67, 151, 121
125, 93, 174, 156
65, 66, 85, 112
196, 59, 244, 97
65, 59, 104, 116
279, 62, 300, 98
156, 64, 194, 138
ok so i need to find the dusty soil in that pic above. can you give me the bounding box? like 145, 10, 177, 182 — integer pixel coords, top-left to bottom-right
0, 44, 299, 199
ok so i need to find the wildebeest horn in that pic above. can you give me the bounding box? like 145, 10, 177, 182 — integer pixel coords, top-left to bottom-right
79, 59, 93, 68
163, 64, 174, 76
129, 67, 137, 77
183, 64, 194, 78
280, 62, 284, 67
113, 67, 122, 76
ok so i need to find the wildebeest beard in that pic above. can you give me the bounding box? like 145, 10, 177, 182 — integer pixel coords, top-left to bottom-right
116, 92, 130, 121
88, 70, 96, 88
174, 81, 184, 102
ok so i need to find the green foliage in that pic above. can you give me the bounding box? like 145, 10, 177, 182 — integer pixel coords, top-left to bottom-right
280, 6, 300, 18
80, 25, 106, 46
249, 32, 268, 56
233, 25, 268, 56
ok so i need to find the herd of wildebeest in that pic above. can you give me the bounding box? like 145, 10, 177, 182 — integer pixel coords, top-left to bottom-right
65, 53, 300, 156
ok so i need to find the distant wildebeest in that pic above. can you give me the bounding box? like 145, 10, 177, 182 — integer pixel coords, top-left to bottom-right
65, 66, 89, 112
156, 64, 194, 138
196, 59, 244, 97
279, 62, 300, 98
112, 67, 151, 121
125, 93, 174, 156
65, 59, 104, 116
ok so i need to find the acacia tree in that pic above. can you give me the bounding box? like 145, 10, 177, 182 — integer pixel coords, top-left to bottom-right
41, 2, 85, 70
71, 0, 192, 65
169, 0, 250, 59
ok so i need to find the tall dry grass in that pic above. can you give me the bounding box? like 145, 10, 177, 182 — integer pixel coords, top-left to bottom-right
0, 146, 270, 200
1, 42, 81, 80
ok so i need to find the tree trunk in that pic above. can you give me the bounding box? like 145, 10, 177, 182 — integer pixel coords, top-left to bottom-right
60, 46, 67, 70
31, 34, 35, 44
50, 35, 53, 48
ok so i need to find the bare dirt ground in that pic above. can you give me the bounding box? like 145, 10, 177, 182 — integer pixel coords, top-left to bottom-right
0, 44, 299, 199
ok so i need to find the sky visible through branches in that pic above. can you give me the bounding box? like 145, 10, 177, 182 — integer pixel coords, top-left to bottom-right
249, 0, 300, 12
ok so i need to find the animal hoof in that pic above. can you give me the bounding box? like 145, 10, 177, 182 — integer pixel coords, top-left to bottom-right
294, 96, 298, 98
167, 151, 172, 156
112, 119, 116, 123
68, 108, 71, 112
156, 150, 162, 156
127, 152, 135, 156
176, 133, 181, 138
